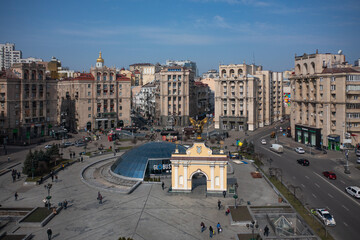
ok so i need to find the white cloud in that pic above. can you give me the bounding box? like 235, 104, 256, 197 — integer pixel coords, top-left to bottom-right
213, 15, 231, 28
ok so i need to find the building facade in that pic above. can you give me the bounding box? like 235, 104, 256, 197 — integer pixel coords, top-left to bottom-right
0, 62, 57, 144
134, 82, 158, 120
129, 63, 161, 86
166, 60, 198, 76
290, 51, 360, 150
214, 63, 284, 131
0, 43, 22, 70
57, 53, 131, 132
159, 66, 196, 127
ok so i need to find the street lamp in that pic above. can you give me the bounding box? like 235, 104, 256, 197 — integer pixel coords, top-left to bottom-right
246, 220, 259, 240
44, 183, 53, 209
344, 149, 350, 174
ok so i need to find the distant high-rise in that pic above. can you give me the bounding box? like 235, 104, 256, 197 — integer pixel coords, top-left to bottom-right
166, 60, 198, 76
0, 43, 22, 70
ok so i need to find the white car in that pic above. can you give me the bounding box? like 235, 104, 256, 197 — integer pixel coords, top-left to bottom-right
44, 144, 53, 149
261, 139, 267, 145
314, 208, 336, 226
345, 186, 360, 198
295, 147, 305, 154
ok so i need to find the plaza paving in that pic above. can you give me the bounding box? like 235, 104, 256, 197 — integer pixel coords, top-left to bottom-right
0, 141, 284, 239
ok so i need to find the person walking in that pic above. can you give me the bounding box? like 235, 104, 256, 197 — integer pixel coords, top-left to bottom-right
223, 190, 226, 198
14, 192, 18, 200
17, 171, 21, 179
200, 222, 206, 232
63, 199, 68, 209
217, 222, 222, 233
7, 156, 10, 162
161, 182, 165, 190
264, 225, 269, 236
98, 193, 103, 204
47, 228, 52, 240
209, 226, 213, 238
217, 200, 221, 210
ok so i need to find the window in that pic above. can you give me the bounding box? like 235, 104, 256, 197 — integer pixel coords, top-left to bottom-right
88, 99, 91, 103
320, 77, 323, 82
179, 175, 183, 185
331, 85, 336, 91
88, 114, 91, 118
319, 85, 323, 91
119, 84, 122, 89
88, 92, 91, 96
354, 96, 359, 100
215, 176, 220, 186
88, 107, 91, 111
119, 106, 122, 110
88, 84, 91, 88
331, 76, 335, 82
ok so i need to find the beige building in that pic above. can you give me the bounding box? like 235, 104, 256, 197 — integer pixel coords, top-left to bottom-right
159, 66, 197, 126
129, 63, 161, 86
170, 142, 228, 193
290, 51, 360, 150
0, 62, 57, 144
214, 63, 284, 131
57, 52, 131, 131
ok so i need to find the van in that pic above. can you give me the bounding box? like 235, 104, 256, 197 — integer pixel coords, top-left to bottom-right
345, 186, 360, 198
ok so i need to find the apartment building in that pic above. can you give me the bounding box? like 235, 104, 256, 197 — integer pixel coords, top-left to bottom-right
57, 52, 131, 132
129, 63, 161, 86
290, 51, 360, 150
166, 60, 198, 76
214, 63, 284, 131
159, 66, 197, 126
134, 82, 158, 120
0, 62, 57, 144
0, 43, 22, 70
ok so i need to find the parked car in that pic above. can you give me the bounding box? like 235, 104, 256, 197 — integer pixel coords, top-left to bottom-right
44, 144, 53, 149
261, 139, 267, 145
357, 157, 360, 164
345, 186, 360, 198
297, 159, 310, 166
64, 141, 73, 147
75, 142, 86, 147
294, 147, 305, 154
323, 171, 337, 180
314, 208, 336, 226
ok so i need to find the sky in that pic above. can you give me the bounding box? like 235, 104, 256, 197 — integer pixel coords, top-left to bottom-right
1, 0, 360, 74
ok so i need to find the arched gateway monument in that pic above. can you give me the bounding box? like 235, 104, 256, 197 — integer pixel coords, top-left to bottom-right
170, 142, 228, 193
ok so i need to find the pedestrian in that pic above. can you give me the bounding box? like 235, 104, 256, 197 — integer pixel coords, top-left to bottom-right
209, 226, 213, 238
14, 192, 18, 200
17, 171, 21, 179
217, 222, 222, 233
63, 199, 68, 209
264, 225, 269, 236
12, 173, 16, 182
223, 190, 226, 198
51, 174, 54, 182
55, 175, 58, 182
47, 228, 52, 240
218, 200, 221, 210
200, 222, 206, 232
162, 181, 165, 190
98, 193, 103, 204
8, 156, 10, 162
225, 208, 230, 216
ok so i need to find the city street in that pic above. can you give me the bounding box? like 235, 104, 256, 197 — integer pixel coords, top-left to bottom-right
247, 122, 360, 240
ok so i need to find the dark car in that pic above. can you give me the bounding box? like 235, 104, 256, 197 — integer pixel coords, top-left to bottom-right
140, 127, 149, 131
323, 171, 337, 180
297, 159, 310, 166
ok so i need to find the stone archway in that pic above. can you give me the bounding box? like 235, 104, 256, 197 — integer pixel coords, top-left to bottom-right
190, 169, 209, 191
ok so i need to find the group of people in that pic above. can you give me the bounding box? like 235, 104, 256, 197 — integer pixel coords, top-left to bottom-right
200, 222, 223, 238
11, 169, 20, 182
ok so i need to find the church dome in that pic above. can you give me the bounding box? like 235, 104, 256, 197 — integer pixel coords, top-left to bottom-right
97, 51, 104, 63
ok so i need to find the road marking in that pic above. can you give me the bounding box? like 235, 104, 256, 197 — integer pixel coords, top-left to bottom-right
305, 175, 309, 179
301, 184, 306, 188
315, 183, 320, 188
326, 206, 331, 210
340, 180, 346, 184
344, 222, 348, 227
313, 171, 360, 207
312, 193, 317, 199
342, 205, 349, 211
327, 193, 334, 198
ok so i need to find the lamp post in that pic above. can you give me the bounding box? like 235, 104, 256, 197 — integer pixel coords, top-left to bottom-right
44, 183, 53, 209
247, 220, 259, 240
344, 149, 350, 174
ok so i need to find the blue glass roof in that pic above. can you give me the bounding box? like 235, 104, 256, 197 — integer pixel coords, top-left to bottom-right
111, 142, 186, 179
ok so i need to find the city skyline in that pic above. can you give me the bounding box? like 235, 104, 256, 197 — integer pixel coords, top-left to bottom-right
1, 0, 359, 74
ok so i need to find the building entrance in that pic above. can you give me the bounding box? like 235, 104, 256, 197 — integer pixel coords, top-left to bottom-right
191, 172, 207, 191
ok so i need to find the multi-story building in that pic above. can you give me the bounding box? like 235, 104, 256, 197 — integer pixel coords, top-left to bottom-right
129, 63, 161, 86
0, 62, 57, 144
0, 43, 22, 70
290, 51, 360, 150
201, 69, 219, 79
19, 57, 43, 64
134, 82, 158, 120
57, 52, 131, 131
194, 81, 212, 116
159, 66, 197, 126
283, 70, 292, 116
166, 60, 198, 76
214, 63, 284, 131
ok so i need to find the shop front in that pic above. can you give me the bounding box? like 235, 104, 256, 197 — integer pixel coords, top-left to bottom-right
294, 125, 321, 148
327, 134, 340, 151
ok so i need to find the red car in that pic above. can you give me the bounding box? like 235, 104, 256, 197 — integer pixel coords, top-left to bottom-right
323, 171, 337, 180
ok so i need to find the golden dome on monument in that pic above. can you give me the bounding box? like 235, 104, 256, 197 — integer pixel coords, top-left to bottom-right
97, 51, 104, 63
